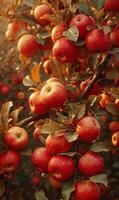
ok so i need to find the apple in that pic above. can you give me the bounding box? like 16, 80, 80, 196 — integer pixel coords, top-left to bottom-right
34, 4, 53, 26
50, 176, 63, 189
29, 91, 50, 115
51, 23, 66, 43
52, 38, 78, 63
17, 91, 25, 100
31, 175, 41, 186
99, 93, 112, 109
12, 73, 24, 85
112, 132, 119, 147
45, 134, 73, 154
0, 80, 3, 90
40, 82, 67, 108
67, 84, 81, 101
74, 180, 100, 200
104, 0, 119, 12
78, 151, 104, 176
110, 24, 119, 47
109, 121, 119, 133
70, 14, 94, 39
0, 150, 21, 173
85, 29, 110, 53
0, 85, 11, 95
4, 126, 29, 151
48, 155, 75, 182
17, 34, 39, 57
33, 127, 41, 141
43, 59, 52, 74
80, 79, 100, 96
32, 147, 52, 173
38, 38, 53, 51
76, 116, 101, 143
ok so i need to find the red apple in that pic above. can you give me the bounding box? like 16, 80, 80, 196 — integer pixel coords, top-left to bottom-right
110, 24, 119, 47
48, 155, 75, 182
80, 79, 100, 97
43, 59, 52, 74
34, 4, 53, 26
109, 121, 119, 133
52, 38, 78, 63
45, 134, 73, 154
32, 147, 52, 173
70, 14, 94, 39
0, 85, 11, 95
51, 23, 66, 43
40, 82, 67, 108
29, 91, 50, 115
0, 150, 21, 173
112, 132, 119, 147
104, 0, 119, 12
78, 151, 104, 176
12, 73, 24, 85
4, 126, 29, 151
17, 34, 39, 57
76, 116, 101, 143
74, 180, 100, 200
33, 127, 41, 141
32, 175, 41, 186
85, 29, 110, 53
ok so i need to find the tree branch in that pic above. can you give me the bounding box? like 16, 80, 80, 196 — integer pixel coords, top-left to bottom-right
19, 114, 49, 126
79, 53, 110, 101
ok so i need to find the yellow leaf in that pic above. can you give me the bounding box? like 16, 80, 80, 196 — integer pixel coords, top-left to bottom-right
31, 64, 41, 83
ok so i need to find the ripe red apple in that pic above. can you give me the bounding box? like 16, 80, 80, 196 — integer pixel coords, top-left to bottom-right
12, 73, 24, 85
85, 29, 110, 53
17, 34, 39, 57
99, 93, 112, 109
70, 14, 94, 39
40, 82, 67, 108
45, 134, 73, 154
80, 79, 100, 97
67, 84, 81, 101
104, 0, 119, 12
29, 91, 50, 115
52, 38, 78, 63
51, 23, 66, 43
112, 132, 119, 147
74, 180, 100, 200
43, 59, 52, 74
48, 155, 75, 182
34, 4, 53, 26
0, 150, 21, 173
0, 85, 11, 95
109, 121, 119, 133
32, 147, 52, 173
76, 116, 101, 143
33, 127, 41, 141
17, 91, 25, 100
32, 175, 41, 186
4, 126, 29, 151
110, 24, 119, 47
78, 151, 104, 176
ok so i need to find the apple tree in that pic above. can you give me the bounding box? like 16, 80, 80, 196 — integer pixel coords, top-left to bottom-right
0, 0, 119, 199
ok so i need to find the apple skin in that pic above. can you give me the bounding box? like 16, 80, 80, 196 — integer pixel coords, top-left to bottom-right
34, 4, 53, 26
99, 93, 112, 109
78, 151, 104, 177
52, 38, 78, 63
29, 91, 50, 115
0, 150, 21, 174
40, 82, 67, 108
85, 29, 110, 53
109, 121, 119, 133
43, 59, 52, 74
112, 132, 119, 147
48, 155, 75, 182
17, 34, 39, 57
104, 0, 119, 12
76, 116, 101, 143
51, 24, 66, 43
0, 85, 11, 95
70, 14, 94, 39
33, 127, 41, 141
80, 79, 100, 97
110, 24, 119, 47
12, 73, 23, 85
32, 147, 52, 173
32, 175, 41, 186
50, 176, 62, 189
45, 134, 73, 154
4, 126, 29, 151
74, 180, 100, 200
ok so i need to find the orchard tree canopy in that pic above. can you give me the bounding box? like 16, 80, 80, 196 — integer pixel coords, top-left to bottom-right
0, 0, 119, 200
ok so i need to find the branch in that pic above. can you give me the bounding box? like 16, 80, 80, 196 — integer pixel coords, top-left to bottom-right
19, 114, 49, 126
79, 53, 110, 101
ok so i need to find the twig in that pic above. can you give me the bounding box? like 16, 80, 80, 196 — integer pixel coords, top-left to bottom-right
19, 114, 49, 126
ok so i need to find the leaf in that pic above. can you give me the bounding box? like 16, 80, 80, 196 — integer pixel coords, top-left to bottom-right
75, 104, 86, 120
65, 132, 78, 142
41, 121, 66, 134
31, 64, 41, 83
76, 1, 93, 15
88, 95, 98, 107
10, 107, 23, 123
59, 152, 77, 157
23, 75, 36, 86
88, 53, 100, 68
106, 103, 119, 116
106, 69, 119, 80
103, 26, 112, 35
90, 174, 108, 187
63, 26, 79, 42
90, 142, 110, 152
62, 182, 75, 200
35, 190, 48, 200
97, 0, 105, 10
0, 101, 13, 127
0, 181, 5, 198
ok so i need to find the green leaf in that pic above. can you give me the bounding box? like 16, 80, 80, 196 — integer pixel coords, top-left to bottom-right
41, 120, 66, 134
90, 174, 108, 187
59, 152, 77, 156
0, 101, 13, 127
103, 26, 112, 35
10, 107, 23, 123
62, 182, 75, 200
63, 26, 79, 42
90, 142, 110, 152
65, 132, 78, 142
75, 104, 86, 120
35, 191, 48, 200
23, 75, 36, 87
97, 0, 105, 10
106, 103, 119, 116
76, 1, 93, 15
